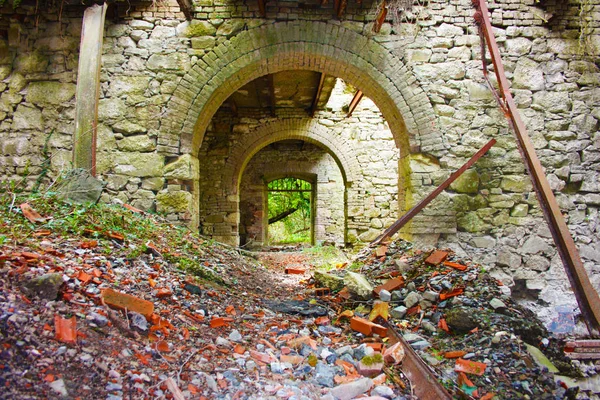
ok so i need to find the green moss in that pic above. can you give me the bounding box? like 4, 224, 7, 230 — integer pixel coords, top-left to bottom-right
361, 353, 383, 366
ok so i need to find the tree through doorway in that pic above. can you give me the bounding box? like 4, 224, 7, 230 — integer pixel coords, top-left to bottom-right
267, 177, 314, 245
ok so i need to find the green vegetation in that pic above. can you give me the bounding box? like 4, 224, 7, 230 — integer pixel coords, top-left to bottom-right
360, 353, 383, 366
267, 178, 312, 245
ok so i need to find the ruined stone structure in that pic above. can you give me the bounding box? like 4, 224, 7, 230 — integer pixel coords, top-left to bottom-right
1, 0, 599, 323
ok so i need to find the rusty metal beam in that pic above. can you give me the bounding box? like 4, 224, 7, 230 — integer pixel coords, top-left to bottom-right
385, 322, 452, 400
373, 1, 388, 33
372, 139, 496, 245
175, 0, 193, 20
474, 0, 600, 336
310, 73, 326, 117
346, 90, 363, 117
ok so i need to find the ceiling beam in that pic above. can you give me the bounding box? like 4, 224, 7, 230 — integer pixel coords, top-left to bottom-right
257, 0, 266, 17
335, 0, 347, 18
175, 0, 193, 20
346, 90, 363, 117
309, 73, 326, 117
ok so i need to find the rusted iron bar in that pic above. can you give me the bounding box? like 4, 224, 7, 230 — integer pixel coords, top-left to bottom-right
373, 1, 388, 33
372, 139, 496, 245
385, 322, 452, 400
474, 0, 600, 336
73, 3, 108, 176
346, 90, 363, 117
175, 0, 193, 20
310, 73, 326, 117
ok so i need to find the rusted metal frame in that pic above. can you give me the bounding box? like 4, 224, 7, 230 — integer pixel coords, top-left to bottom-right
257, 0, 266, 17
175, 0, 193, 20
373, 1, 388, 33
310, 73, 326, 117
475, 0, 600, 336
372, 139, 496, 245
385, 322, 453, 400
346, 90, 364, 117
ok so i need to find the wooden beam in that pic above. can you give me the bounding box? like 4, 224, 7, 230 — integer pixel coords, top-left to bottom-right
73, 3, 108, 176
336, 0, 347, 18
346, 90, 363, 117
267, 73, 276, 117
257, 0, 266, 17
372, 139, 497, 246
309, 73, 326, 117
175, 0, 193, 20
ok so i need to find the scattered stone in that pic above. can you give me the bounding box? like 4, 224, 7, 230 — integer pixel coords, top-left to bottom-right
264, 300, 327, 317
344, 272, 374, 299
403, 291, 421, 308
379, 289, 391, 302
445, 308, 477, 334
56, 169, 104, 204
390, 305, 407, 319
490, 298, 507, 311
314, 270, 345, 292
22, 273, 63, 300
329, 377, 373, 400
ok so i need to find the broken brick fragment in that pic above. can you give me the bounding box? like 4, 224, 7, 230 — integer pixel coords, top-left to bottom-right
250, 350, 275, 364
350, 317, 387, 337
54, 315, 77, 344
373, 277, 404, 296
444, 351, 467, 359
280, 355, 304, 365
425, 250, 449, 266
101, 288, 154, 319
156, 288, 172, 298
375, 245, 387, 258
455, 358, 487, 376
444, 261, 468, 271
285, 267, 306, 274
314, 287, 330, 296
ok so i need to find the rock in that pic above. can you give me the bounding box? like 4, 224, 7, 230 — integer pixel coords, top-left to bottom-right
524, 343, 559, 373
403, 291, 421, 308
422, 291, 439, 302
489, 298, 507, 311
264, 300, 327, 317
22, 273, 63, 300
117, 135, 156, 152
390, 305, 407, 319
183, 283, 202, 295
163, 154, 199, 180
422, 321, 437, 333
156, 190, 192, 213
315, 362, 336, 387
379, 289, 391, 302
26, 81, 76, 105
521, 236, 549, 254
229, 329, 242, 343
513, 58, 544, 90
411, 340, 431, 350
87, 312, 108, 327
49, 379, 69, 397
383, 342, 405, 365
56, 169, 104, 204
356, 359, 384, 377
329, 377, 373, 400
344, 272, 374, 300
450, 169, 480, 194
113, 120, 147, 135
114, 152, 165, 177
128, 312, 148, 332
445, 308, 477, 334
314, 270, 345, 292
373, 385, 394, 398
12, 105, 43, 131
185, 21, 216, 36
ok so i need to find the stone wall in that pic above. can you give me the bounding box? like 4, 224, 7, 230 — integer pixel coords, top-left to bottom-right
1, 0, 600, 326
239, 141, 345, 246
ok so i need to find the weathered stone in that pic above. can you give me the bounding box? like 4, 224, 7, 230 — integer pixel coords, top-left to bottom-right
117, 135, 156, 152
191, 36, 216, 49
521, 236, 549, 254
500, 175, 533, 193
343, 272, 373, 300
163, 154, 199, 180
99, 98, 127, 120
314, 270, 345, 292
457, 212, 490, 233
142, 177, 165, 191
147, 53, 190, 72
404, 291, 421, 308
112, 120, 147, 135
446, 308, 477, 334
217, 19, 245, 37
12, 105, 43, 131
57, 169, 104, 204
185, 21, 216, 37
513, 58, 544, 91
26, 82, 76, 105
114, 152, 164, 177
449, 169, 479, 194
505, 37, 532, 56
156, 190, 193, 213
532, 91, 571, 113
489, 298, 507, 310
525, 255, 550, 271
108, 76, 151, 97
22, 273, 63, 300
390, 305, 407, 319
511, 204, 529, 217
329, 377, 373, 400
14, 51, 48, 74
130, 20, 154, 30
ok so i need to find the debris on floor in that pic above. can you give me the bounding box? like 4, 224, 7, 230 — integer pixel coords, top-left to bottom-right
0, 196, 597, 399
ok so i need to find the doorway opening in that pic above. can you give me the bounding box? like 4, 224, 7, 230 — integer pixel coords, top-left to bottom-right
266, 177, 314, 245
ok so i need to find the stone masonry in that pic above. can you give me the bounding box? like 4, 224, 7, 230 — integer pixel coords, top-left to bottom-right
1, 0, 599, 325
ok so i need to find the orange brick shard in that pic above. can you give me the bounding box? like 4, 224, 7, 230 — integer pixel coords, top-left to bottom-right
101, 288, 154, 319
425, 250, 449, 266
285, 267, 306, 274
373, 277, 405, 296
350, 317, 387, 337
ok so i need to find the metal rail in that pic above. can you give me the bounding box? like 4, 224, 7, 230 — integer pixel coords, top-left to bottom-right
385, 322, 453, 400
372, 139, 496, 245
474, 0, 600, 335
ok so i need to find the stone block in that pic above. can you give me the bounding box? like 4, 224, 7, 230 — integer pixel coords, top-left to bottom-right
163, 154, 199, 180
114, 152, 165, 177
12, 105, 43, 131
156, 190, 192, 213
26, 81, 76, 105
117, 135, 156, 152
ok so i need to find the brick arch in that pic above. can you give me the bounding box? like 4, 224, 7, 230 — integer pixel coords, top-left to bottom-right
159, 20, 438, 157
223, 119, 361, 194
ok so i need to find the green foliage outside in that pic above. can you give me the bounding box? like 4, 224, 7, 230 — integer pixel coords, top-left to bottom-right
267, 178, 312, 244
